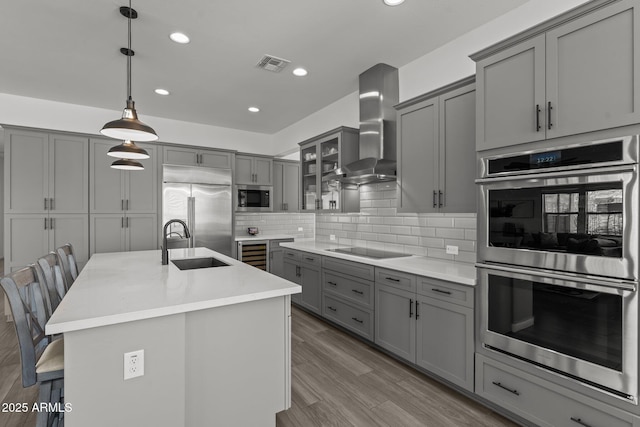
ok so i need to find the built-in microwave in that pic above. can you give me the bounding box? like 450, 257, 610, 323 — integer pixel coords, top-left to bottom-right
236, 185, 272, 212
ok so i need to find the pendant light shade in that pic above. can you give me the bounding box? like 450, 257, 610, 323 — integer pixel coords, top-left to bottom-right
111, 158, 145, 171
101, 99, 158, 141
107, 140, 150, 160
101, 1, 158, 145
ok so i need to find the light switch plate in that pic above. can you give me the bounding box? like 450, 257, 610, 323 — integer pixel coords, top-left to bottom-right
329, 234, 336, 241
446, 245, 459, 255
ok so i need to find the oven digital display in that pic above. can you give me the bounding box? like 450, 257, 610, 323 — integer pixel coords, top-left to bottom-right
530, 151, 561, 166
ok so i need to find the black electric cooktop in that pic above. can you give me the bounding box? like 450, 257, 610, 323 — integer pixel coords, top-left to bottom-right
326, 247, 412, 259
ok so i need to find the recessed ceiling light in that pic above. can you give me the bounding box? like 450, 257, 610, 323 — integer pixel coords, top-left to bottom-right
248, 106, 260, 113
383, 0, 405, 5
293, 68, 308, 77
154, 88, 170, 96
169, 32, 190, 44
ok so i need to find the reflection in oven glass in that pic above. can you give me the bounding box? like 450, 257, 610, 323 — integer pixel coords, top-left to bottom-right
488, 183, 623, 257
488, 274, 622, 371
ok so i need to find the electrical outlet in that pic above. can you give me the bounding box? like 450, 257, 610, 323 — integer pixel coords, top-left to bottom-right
329, 234, 336, 241
124, 349, 144, 380
297, 227, 304, 231
446, 245, 459, 255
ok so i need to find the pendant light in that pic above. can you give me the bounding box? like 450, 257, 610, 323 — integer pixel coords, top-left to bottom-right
107, 140, 149, 160
101, 1, 158, 142
111, 159, 145, 171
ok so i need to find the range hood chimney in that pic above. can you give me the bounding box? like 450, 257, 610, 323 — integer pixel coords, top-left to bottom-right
325, 63, 399, 186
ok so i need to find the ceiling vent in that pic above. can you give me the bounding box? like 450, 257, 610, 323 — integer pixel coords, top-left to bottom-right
256, 54, 291, 73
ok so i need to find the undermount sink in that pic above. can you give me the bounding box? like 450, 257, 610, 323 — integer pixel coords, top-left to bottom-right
171, 257, 230, 270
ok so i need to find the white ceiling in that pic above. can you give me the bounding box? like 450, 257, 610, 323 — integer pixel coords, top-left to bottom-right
0, 0, 527, 135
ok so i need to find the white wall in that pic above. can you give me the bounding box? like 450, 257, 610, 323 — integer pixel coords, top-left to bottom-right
270, 0, 589, 155
0, 93, 272, 155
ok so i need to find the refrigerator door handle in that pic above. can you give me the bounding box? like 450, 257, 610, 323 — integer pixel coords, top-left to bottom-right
188, 196, 196, 248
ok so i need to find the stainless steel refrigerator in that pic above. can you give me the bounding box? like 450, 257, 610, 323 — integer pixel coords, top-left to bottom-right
162, 164, 233, 256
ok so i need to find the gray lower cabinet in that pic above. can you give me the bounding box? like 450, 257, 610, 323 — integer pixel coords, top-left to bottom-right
476, 354, 636, 427
322, 257, 375, 340
4, 213, 89, 273
375, 268, 475, 391
375, 269, 417, 362
268, 239, 294, 277
90, 213, 158, 255
396, 78, 476, 213
283, 249, 321, 314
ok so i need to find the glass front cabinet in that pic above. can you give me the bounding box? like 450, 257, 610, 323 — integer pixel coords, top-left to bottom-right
299, 127, 359, 212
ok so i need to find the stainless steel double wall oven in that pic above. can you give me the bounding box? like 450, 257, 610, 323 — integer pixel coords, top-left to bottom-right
476, 135, 640, 402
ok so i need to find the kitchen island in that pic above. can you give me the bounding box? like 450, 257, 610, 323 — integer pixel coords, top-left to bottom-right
46, 247, 301, 427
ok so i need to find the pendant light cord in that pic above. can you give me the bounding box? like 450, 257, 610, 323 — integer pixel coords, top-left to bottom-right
127, 0, 132, 102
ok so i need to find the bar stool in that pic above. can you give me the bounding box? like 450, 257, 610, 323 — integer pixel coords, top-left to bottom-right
0, 265, 65, 427
56, 243, 79, 290
35, 252, 68, 318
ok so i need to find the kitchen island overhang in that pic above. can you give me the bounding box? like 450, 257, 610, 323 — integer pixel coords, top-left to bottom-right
46, 247, 301, 427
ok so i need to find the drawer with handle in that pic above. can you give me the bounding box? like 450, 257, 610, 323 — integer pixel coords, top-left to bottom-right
323, 270, 373, 309
375, 268, 416, 293
323, 294, 373, 341
417, 277, 473, 308
299, 252, 321, 267
476, 354, 634, 427
323, 256, 375, 281
283, 250, 301, 262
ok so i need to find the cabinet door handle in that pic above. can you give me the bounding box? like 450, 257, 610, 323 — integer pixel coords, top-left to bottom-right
50, 218, 54, 229
433, 190, 437, 208
547, 101, 553, 129
44, 198, 48, 210
328, 306, 337, 312
351, 317, 363, 324
431, 288, 452, 295
327, 281, 337, 286
409, 298, 413, 318
44, 217, 48, 230
351, 289, 363, 295
304, 257, 315, 262
121, 199, 125, 211
438, 190, 443, 208
570, 417, 593, 427
50, 198, 54, 210
386, 277, 400, 282
535, 104, 541, 131
415, 301, 420, 319
492, 381, 520, 396
121, 217, 124, 228
126, 199, 130, 210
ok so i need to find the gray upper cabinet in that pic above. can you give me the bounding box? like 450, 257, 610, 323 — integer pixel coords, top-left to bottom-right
473, 0, 640, 151
90, 138, 158, 214
5, 128, 89, 214
273, 160, 300, 212
235, 154, 273, 185
396, 78, 476, 213
163, 145, 233, 169
299, 127, 359, 213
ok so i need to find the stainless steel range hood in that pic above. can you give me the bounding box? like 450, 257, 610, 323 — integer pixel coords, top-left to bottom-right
324, 63, 399, 186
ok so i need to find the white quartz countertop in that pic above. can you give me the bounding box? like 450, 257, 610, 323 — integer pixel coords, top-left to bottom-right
235, 234, 295, 242
280, 241, 476, 286
46, 247, 301, 335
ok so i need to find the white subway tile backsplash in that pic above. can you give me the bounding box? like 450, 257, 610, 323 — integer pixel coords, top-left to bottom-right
314, 182, 477, 264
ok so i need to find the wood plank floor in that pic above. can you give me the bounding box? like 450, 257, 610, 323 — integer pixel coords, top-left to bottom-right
277, 307, 518, 427
0, 297, 517, 426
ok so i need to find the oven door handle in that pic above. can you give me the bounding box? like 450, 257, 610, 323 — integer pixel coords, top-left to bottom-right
475, 163, 636, 184
476, 262, 637, 292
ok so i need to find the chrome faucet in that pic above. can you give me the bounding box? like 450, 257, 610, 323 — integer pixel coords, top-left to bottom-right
162, 219, 191, 265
